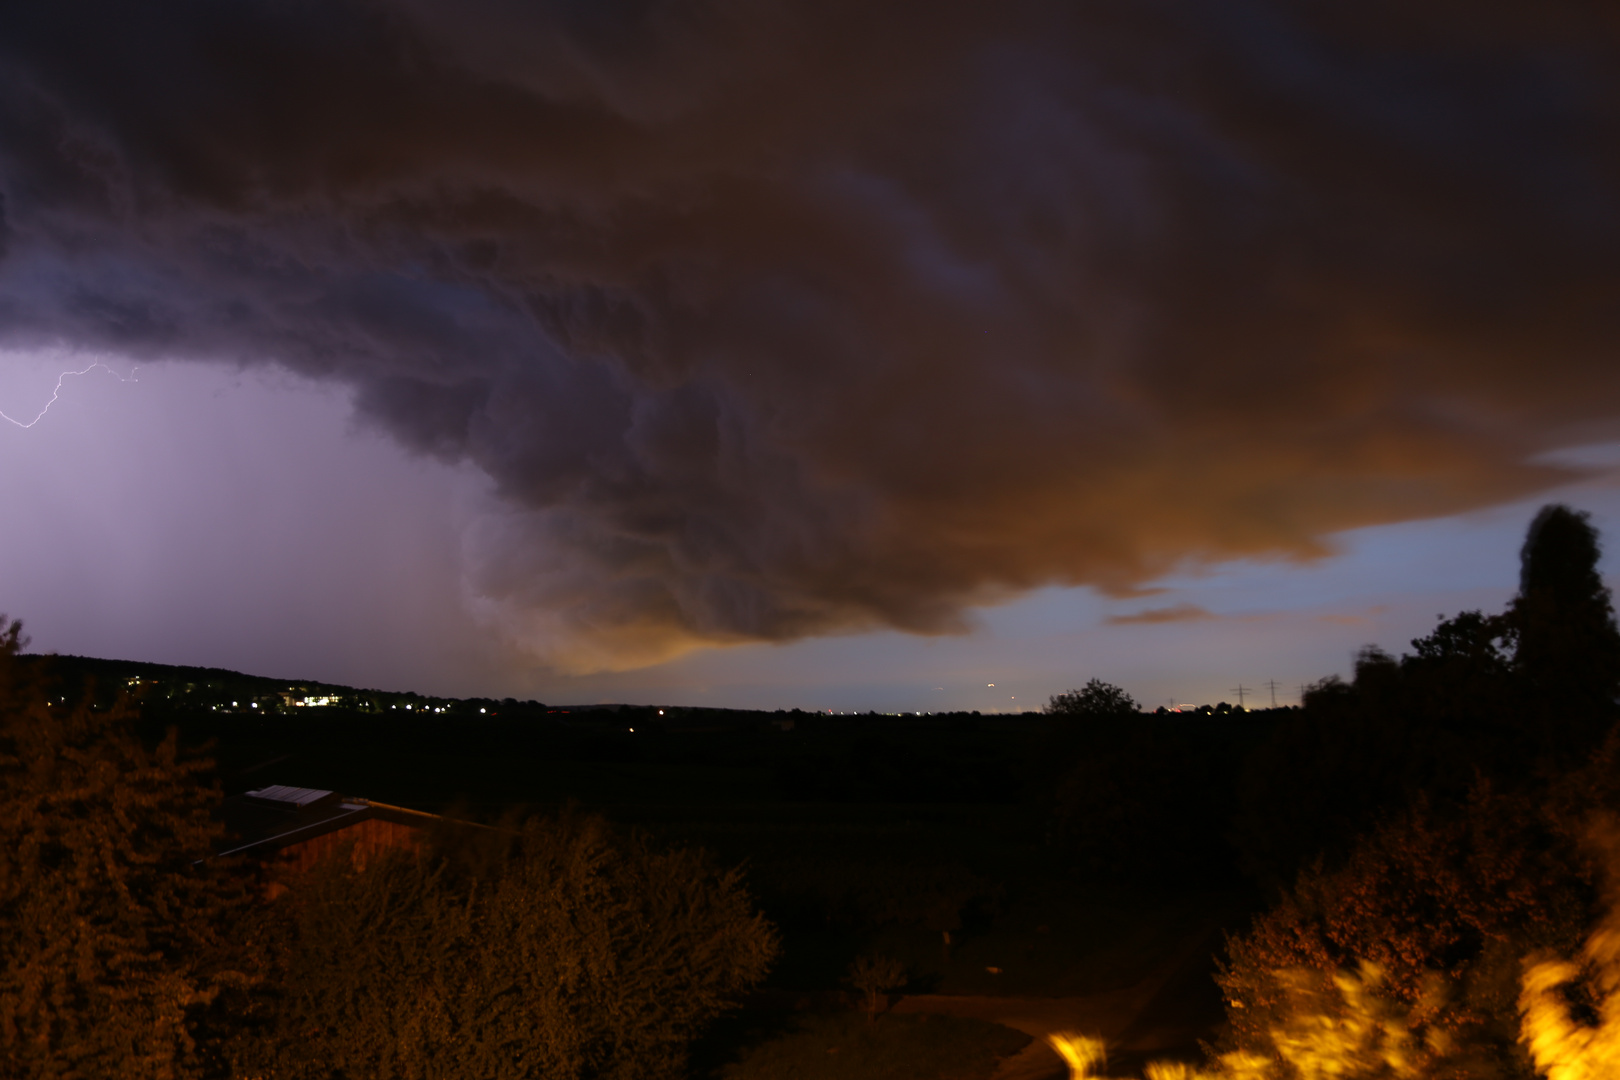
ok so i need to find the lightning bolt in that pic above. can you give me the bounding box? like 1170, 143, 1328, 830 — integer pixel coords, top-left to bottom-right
0, 361, 138, 429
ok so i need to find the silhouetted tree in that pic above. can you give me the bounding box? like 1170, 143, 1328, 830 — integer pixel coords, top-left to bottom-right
1232, 507, 1620, 888
0, 618, 260, 1080
1506, 504, 1620, 758
1046, 678, 1138, 717
1229, 651, 1432, 888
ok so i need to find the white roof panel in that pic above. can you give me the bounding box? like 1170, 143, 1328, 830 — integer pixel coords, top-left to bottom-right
244, 785, 335, 809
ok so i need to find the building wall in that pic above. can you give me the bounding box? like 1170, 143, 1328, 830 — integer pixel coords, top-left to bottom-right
266, 815, 424, 896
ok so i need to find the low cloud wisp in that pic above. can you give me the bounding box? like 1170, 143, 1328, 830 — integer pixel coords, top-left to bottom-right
1105, 604, 1215, 627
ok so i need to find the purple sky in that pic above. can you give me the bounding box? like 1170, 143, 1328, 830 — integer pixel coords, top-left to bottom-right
4, 3, 1620, 710
4, 352, 1617, 711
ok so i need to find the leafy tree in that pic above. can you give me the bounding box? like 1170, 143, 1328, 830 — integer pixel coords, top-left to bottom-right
256, 811, 778, 1080
1046, 679, 1139, 717
0, 617, 259, 1080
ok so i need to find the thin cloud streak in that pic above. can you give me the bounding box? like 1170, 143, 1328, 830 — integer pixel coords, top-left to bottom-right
1106, 604, 1215, 626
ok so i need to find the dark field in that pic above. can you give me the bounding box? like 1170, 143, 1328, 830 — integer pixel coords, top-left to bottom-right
39, 653, 1262, 1074
173, 698, 1254, 998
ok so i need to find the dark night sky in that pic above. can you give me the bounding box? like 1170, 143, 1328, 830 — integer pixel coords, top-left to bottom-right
3, 1, 1620, 708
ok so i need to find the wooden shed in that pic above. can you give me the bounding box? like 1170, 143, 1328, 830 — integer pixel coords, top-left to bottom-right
217, 784, 440, 894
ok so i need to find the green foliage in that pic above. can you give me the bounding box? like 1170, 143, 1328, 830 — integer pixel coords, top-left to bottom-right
256, 811, 779, 1080
1047, 678, 1139, 718
715, 1011, 1029, 1080
0, 617, 260, 1080
846, 955, 907, 1020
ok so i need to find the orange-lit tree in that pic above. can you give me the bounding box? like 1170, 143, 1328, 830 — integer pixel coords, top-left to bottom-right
0, 618, 260, 1080
1217, 782, 1596, 1077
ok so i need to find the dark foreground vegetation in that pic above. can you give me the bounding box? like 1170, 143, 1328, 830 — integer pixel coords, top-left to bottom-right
6, 503, 1620, 1078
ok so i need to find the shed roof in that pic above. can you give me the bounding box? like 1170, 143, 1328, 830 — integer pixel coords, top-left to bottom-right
217, 785, 440, 859
242, 784, 341, 810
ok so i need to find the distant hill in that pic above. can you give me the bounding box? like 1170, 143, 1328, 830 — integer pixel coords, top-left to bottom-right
18, 652, 539, 715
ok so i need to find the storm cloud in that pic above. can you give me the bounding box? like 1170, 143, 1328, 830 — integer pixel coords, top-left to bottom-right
2, 0, 1619, 669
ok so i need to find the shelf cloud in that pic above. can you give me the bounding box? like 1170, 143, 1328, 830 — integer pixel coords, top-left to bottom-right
2, 1, 1619, 669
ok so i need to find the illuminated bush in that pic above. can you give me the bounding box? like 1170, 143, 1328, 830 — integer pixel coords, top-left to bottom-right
1059, 966, 1451, 1079
1518, 819, 1620, 1080
1057, 820, 1620, 1080
1216, 782, 1593, 1076
256, 811, 778, 1080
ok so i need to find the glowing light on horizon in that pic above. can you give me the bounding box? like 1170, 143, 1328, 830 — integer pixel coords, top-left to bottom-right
1, 361, 138, 429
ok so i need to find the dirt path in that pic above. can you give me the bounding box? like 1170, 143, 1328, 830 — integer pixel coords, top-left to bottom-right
892, 914, 1234, 1080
